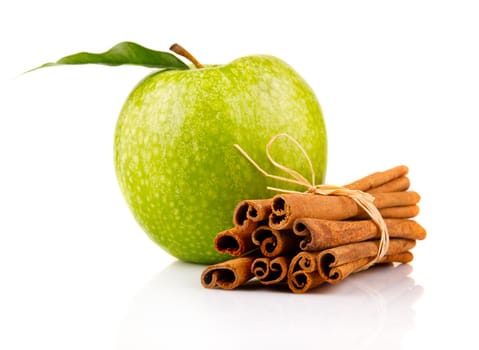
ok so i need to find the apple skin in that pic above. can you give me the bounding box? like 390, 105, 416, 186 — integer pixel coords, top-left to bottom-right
114, 55, 327, 264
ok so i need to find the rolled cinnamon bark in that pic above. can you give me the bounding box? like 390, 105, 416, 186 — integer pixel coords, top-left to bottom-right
287, 251, 324, 294
270, 191, 421, 230
378, 251, 414, 264
247, 199, 273, 222
325, 252, 414, 284
251, 226, 300, 257
317, 239, 416, 283
201, 256, 255, 290
251, 256, 291, 285
344, 165, 409, 192
293, 218, 426, 251
373, 191, 421, 207
233, 199, 273, 225
232, 201, 257, 229
367, 176, 410, 194
353, 205, 420, 220
214, 226, 257, 256
233, 200, 250, 227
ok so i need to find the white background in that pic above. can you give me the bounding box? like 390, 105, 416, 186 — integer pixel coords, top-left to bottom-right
1, 1, 478, 349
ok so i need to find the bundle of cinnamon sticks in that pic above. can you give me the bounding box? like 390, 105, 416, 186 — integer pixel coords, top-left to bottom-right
201, 165, 426, 293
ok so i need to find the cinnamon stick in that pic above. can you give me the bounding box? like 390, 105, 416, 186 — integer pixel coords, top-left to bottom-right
204, 164, 424, 293
367, 176, 410, 194
218, 199, 272, 256
344, 165, 409, 192
372, 191, 421, 207
270, 191, 421, 230
201, 256, 255, 289
317, 239, 416, 283
293, 218, 426, 251
251, 256, 291, 285
246, 199, 273, 222
233, 199, 273, 225
324, 251, 414, 284
377, 251, 414, 264
251, 226, 300, 257
287, 251, 324, 293
353, 205, 420, 220
213, 226, 257, 256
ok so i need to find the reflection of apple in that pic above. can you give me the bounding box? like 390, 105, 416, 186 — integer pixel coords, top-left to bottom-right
114, 48, 327, 263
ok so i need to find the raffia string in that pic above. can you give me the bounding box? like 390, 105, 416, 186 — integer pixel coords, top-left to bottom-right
234, 133, 390, 271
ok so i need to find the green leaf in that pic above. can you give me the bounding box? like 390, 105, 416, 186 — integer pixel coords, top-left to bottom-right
28, 41, 190, 72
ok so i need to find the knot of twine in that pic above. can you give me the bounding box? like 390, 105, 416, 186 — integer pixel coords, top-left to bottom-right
234, 133, 389, 270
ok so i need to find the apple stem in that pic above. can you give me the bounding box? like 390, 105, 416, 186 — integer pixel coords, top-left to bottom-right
170, 44, 204, 69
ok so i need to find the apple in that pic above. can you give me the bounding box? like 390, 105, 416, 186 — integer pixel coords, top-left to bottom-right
31, 43, 327, 264
114, 45, 327, 264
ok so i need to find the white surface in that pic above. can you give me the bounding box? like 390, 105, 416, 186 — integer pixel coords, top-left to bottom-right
1, 1, 478, 349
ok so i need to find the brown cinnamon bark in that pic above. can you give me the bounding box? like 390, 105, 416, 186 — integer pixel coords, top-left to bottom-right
251, 226, 300, 257
233, 199, 273, 226
353, 205, 420, 220
373, 191, 420, 207
317, 239, 416, 282
270, 191, 421, 230
201, 256, 255, 289
287, 251, 324, 293
294, 218, 426, 251
377, 251, 414, 264
247, 199, 273, 222
232, 202, 257, 229
367, 176, 410, 194
251, 256, 291, 285
203, 165, 425, 293
218, 199, 272, 256
214, 225, 257, 256
344, 165, 409, 192
324, 252, 414, 284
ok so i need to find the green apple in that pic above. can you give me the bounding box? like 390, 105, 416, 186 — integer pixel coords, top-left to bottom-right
31, 42, 327, 264
114, 49, 327, 264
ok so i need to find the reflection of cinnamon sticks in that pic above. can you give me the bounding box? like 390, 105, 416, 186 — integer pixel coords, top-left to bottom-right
201, 165, 426, 293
